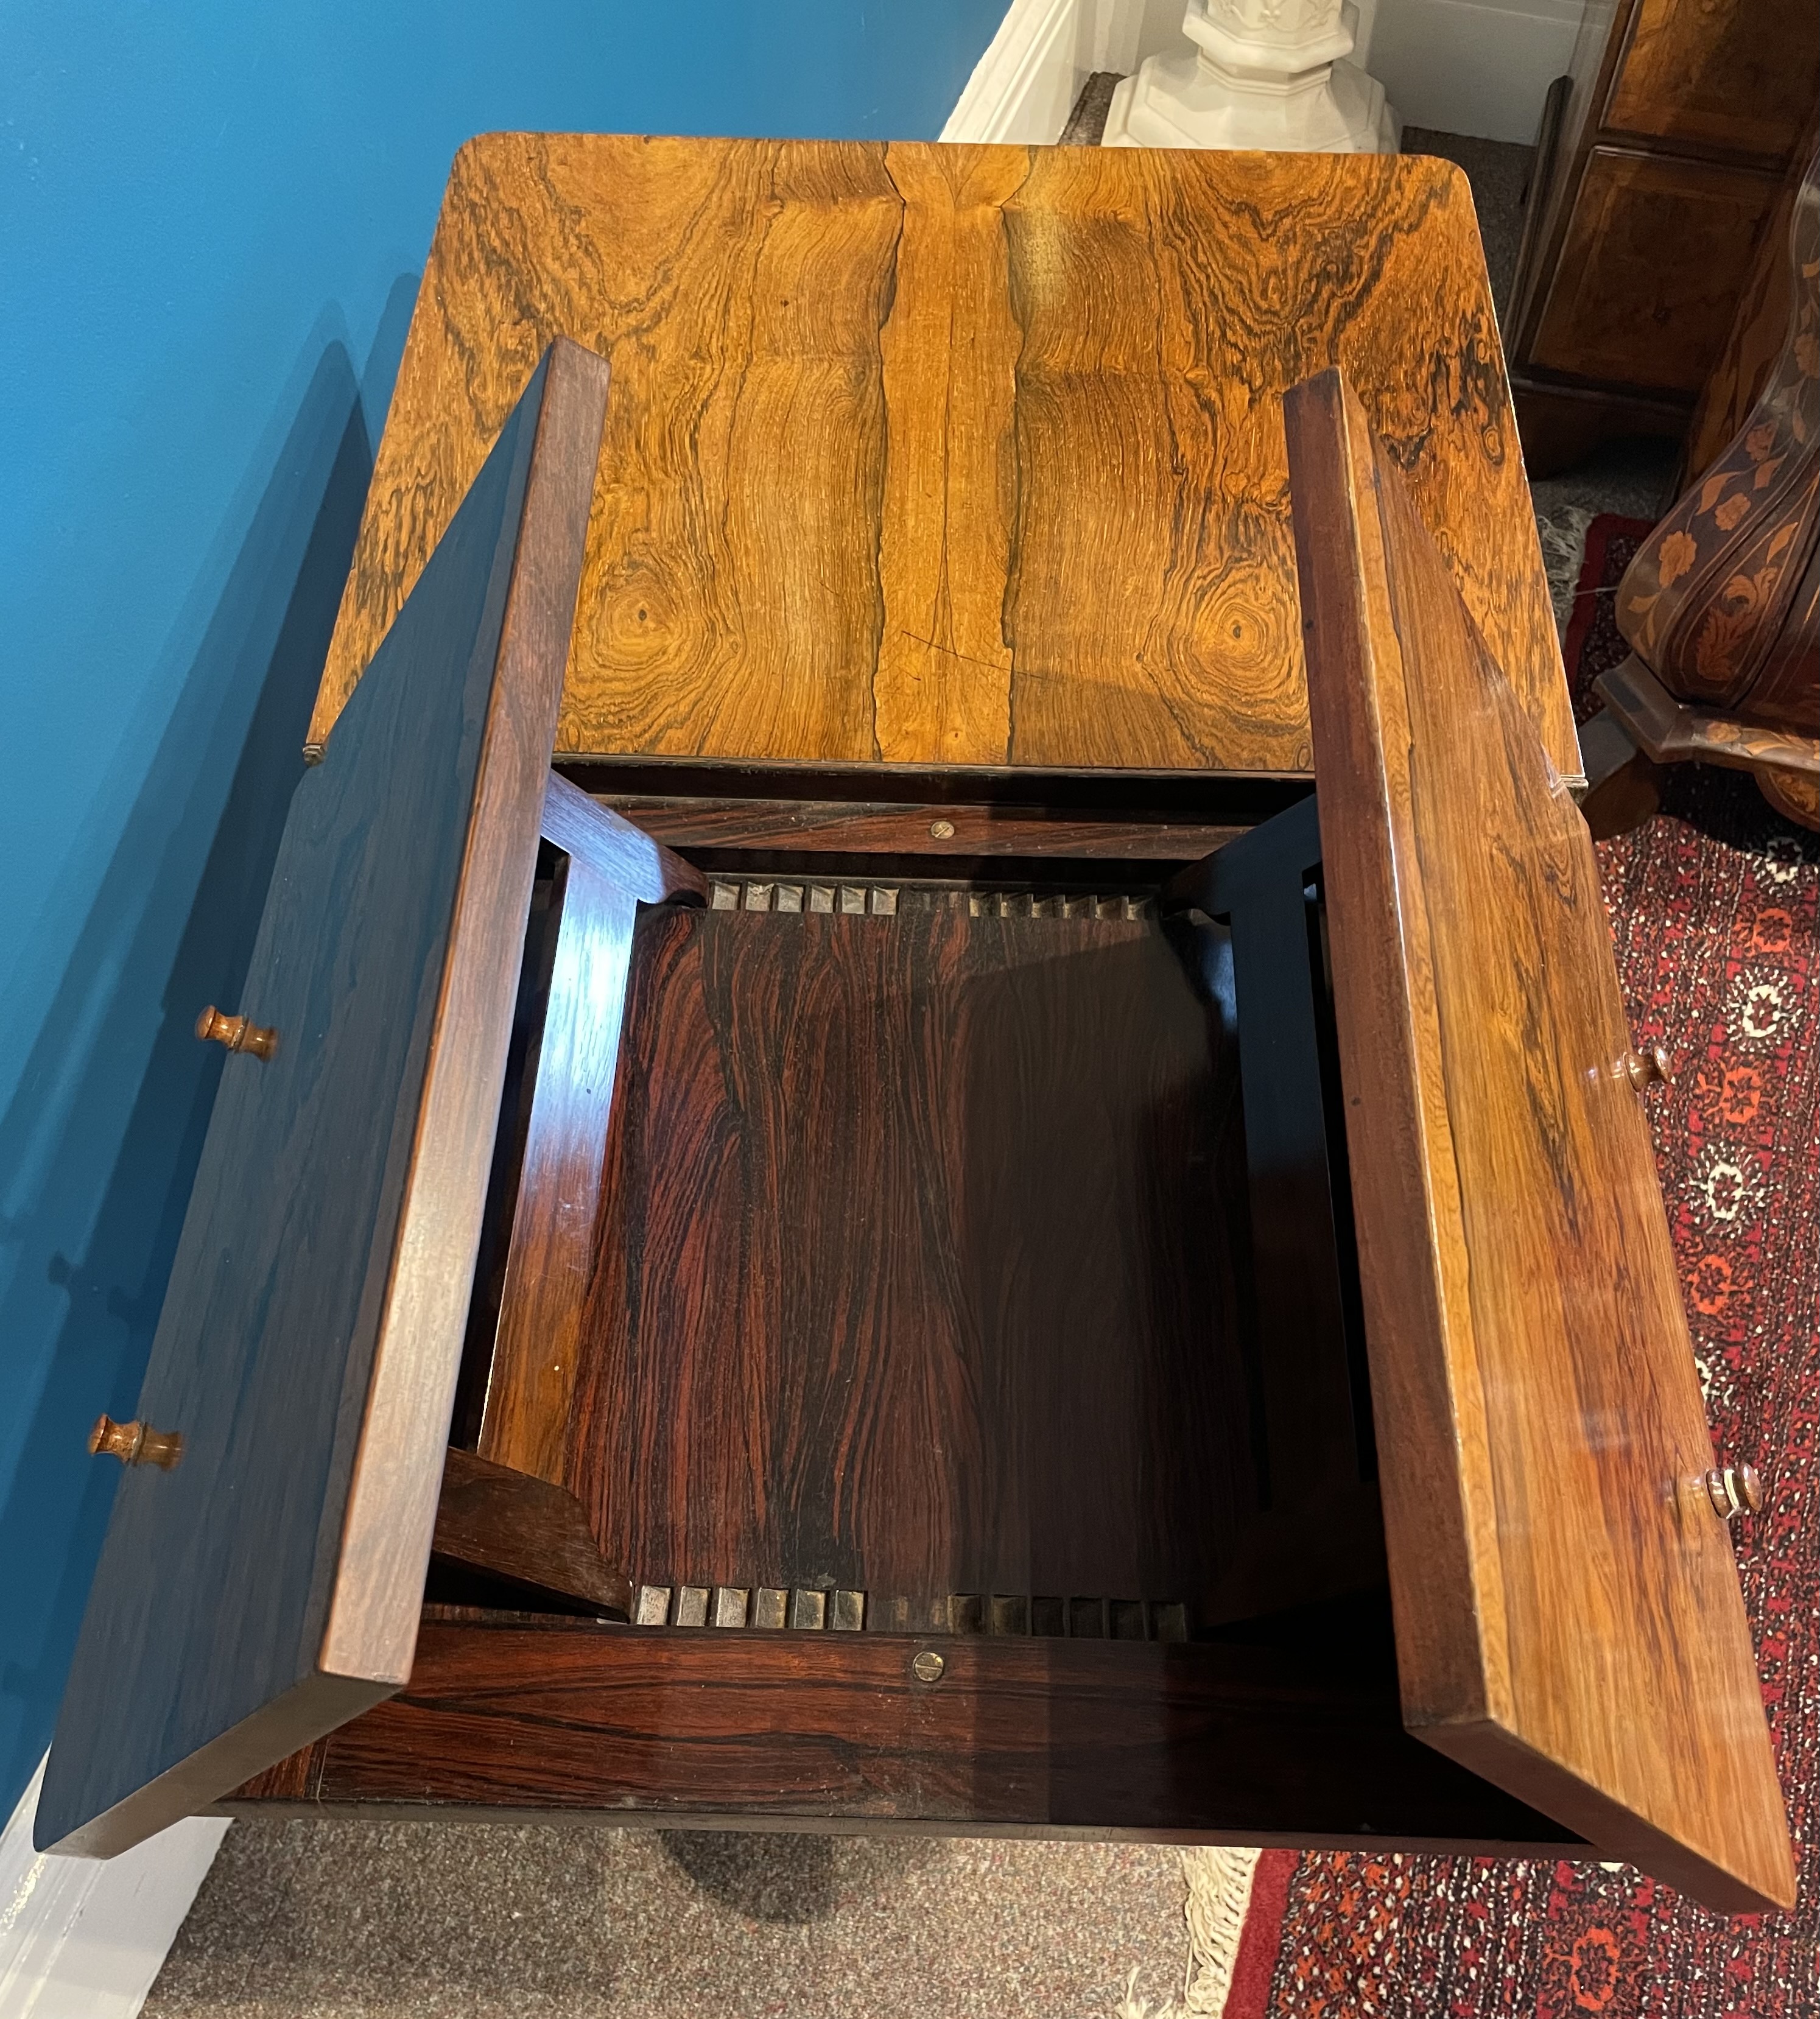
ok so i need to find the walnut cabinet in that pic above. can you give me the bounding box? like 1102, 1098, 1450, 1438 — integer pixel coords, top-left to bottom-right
1507, 0, 1820, 474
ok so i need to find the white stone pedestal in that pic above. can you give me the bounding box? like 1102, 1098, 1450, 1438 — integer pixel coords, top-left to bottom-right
1103, 0, 1399, 153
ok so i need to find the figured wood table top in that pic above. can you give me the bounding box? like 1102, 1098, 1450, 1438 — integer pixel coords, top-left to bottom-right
312, 135, 1573, 782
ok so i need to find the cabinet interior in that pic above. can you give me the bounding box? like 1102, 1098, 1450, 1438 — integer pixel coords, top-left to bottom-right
235, 762, 1589, 1856
447, 762, 1387, 1648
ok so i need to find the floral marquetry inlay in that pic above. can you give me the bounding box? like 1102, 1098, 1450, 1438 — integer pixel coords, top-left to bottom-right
1616, 141, 1819, 743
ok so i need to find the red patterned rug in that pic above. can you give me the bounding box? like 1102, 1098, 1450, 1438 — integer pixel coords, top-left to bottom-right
1227, 516, 1820, 2018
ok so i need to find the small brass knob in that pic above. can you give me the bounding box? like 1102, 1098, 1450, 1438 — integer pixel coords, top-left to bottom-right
90, 1414, 183, 1469
1621, 1044, 1670, 1091
196, 1005, 278, 1061
1704, 1463, 1762, 1520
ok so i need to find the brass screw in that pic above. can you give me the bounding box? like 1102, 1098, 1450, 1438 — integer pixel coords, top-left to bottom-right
196, 1005, 278, 1061
912, 1649, 946, 1684
1621, 1044, 1670, 1091
90, 1414, 183, 1469
1704, 1463, 1763, 1520
929, 818, 957, 840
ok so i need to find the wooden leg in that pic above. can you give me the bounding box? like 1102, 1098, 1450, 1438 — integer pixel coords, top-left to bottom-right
1758, 766, 1820, 830
1592, 656, 1820, 831
1576, 708, 1664, 841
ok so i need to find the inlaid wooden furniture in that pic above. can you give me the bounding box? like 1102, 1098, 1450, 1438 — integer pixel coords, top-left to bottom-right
1582, 139, 1820, 832
40, 139, 1793, 1915
1682, 107, 1820, 485
1506, 0, 1820, 475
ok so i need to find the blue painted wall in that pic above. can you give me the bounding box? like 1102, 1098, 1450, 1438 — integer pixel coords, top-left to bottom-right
0, 0, 1003, 1825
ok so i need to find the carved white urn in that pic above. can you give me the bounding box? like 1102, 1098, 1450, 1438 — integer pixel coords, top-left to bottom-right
1103, 0, 1399, 153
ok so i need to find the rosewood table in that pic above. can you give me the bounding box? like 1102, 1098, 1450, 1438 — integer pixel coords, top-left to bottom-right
38, 139, 1794, 1917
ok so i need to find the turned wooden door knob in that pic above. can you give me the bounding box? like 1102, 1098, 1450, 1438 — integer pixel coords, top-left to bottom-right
90, 1414, 183, 1469
1622, 1044, 1670, 1090
1705, 1463, 1762, 1520
195, 1005, 278, 1061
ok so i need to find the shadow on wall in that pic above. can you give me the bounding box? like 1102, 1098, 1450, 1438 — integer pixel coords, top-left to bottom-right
0, 290, 413, 1814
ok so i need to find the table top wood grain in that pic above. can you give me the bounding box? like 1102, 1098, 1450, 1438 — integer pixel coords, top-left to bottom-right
310, 135, 1573, 785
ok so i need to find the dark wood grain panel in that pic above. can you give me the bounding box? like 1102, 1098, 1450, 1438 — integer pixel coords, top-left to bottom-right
226, 1620, 1586, 1851
323, 343, 614, 1682
1287, 367, 1794, 1912
473, 860, 632, 1482
567, 897, 1265, 1621
601, 795, 1246, 866
309, 138, 1573, 787
1606, 0, 1819, 160
37, 341, 609, 1858
231, 1745, 323, 1803
560, 758, 1312, 825
1531, 149, 1779, 395
430, 1449, 630, 1617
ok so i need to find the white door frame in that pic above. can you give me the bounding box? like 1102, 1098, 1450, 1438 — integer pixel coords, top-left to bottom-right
943, 0, 1147, 142
0, 1755, 227, 2018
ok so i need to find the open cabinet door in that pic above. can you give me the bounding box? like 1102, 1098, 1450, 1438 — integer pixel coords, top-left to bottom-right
1286, 369, 1794, 1913
37, 340, 610, 1858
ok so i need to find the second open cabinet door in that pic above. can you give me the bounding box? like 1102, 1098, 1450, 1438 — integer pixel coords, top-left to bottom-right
1286, 369, 1794, 1912
36, 342, 611, 1857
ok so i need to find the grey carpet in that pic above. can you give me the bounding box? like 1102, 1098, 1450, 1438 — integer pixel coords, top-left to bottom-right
144, 1823, 1187, 2018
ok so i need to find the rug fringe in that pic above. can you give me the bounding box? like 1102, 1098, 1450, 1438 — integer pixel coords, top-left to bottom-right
1110, 1847, 1262, 2018
1535, 505, 1599, 629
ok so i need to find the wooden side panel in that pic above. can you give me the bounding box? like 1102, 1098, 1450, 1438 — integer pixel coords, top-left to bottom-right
1531, 150, 1780, 395
589, 794, 1251, 864
1286, 368, 1794, 1913
234, 1620, 1586, 1852
1606, 0, 1819, 160
1505, 0, 1625, 354
36, 342, 610, 1859
477, 777, 704, 1481
307, 138, 1572, 787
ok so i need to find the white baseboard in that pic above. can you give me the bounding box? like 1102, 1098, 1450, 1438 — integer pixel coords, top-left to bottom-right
943, 0, 1148, 144
0, 1756, 227, 2019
